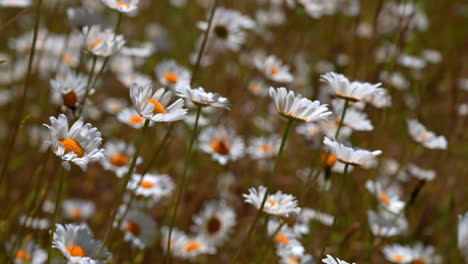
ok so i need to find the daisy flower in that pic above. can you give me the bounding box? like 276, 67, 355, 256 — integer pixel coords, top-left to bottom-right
155, 60, 191, 88
7, 239, 47, 264
119, 209, 156, 249
331, 99, 373, 131
407, 119, 447, 149
321, 72, 384, 102
44, 114, 106, 171
100, 140, 142, 178
0, 0, 31, 7
83, 25, 125, 57
191, 200, 236, 247
407, 164, 436, 181
101, 0, 139, 13
256, 56, 294, 83
382, 244, 415, 263
19, 215, 50, 230
117, 107, 149, 129
127, 173, 175, 201
269, 87, 332, 122
322, 254, 355, 264
411, 242, 442, 264
172, 235, 216, 260
459, 212, 468, 261
52, 224, 110, 263
365, 180, 405, 214
62, 199, 95, 221
129, 81, 188, 122
198, 126, 245, 165
298, 208, 335, 227
247, 135, 281, 160
279, 250, 314, 264
367, 210, 408, 237
244, 186, 301, 217
323, 137, 382, 166
50, 69, 88, 110
176, 85, 230, 109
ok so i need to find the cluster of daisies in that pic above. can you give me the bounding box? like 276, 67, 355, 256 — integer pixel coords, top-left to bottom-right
1, 0, 468, 263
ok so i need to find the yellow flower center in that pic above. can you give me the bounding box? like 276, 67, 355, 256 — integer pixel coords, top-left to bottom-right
139, 180, 155, 189
62, 91, 78, 108
66, 245, 87, 257
260, 144, 272, 153
129, 115, 145, 124
185, 241, 201, 252
379, 192, 391, 205
164, 72, 179, 84
321, 153, 337, 168
59, 138, 84, 158
420, 133, 429, 140
275, 234, 289, 245
91, 39, 103, 49
270, 66, 280, 75
126, 221, 141, 236
147, 99, 166, 115
111, 153, 129, 167
210, 140, 231, 155
15, 250, 31, 261
392, 254, 406, 262
116, 1, 131, 8
71, 208, 83, 219
266, 200, 277, 207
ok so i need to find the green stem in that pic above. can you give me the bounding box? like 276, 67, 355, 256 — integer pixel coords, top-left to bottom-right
164, 106, 202, 264
77, 55, 97, 117
46, 166, 66, 264
335, 99, 349, 139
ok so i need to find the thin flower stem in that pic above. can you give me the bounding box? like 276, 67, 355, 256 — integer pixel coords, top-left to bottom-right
46, 166, 66, 264
77, 55, 98, 117
164, 105, 202, 264
0, 0, 43, 187
230, 118, 294, 264
94, 119, 151, 258
335, 99, 349, 139
258, 220, 287, 264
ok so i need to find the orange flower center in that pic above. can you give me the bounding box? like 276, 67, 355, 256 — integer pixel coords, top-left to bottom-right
321, 153, 337, 168
275, 234, 289, 245
116, 1, 131, 8
412, 259, 426, 264
185, 241, 201, 252
59, 138, 84, 158
392, 254, 406, 262
126, 221, 141, 236
66, 245, 87, 257
147, 99, 166, 114
379, 192, 391, 205
260, 144, 272, 153
111, 153, 129, 167
129, 115, 145, 124
289, 257, 300, 263
266, 200, 277, 207
62, 91, 78, 108
210, 140, 231, 155
15, 250, 31, 261
71, 208, 83, 219
270, 66, 280, 75
164, 72, 179, 84
62, 53, 75, 64
91, 39, 103, 49
420, 133, 428, 140
139, 180, 155, 189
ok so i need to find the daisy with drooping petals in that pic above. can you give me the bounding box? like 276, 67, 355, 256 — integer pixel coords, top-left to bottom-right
367, 209, 408, 237
100, 140, 142, 178
117, 107, 149, 129
62, 199, 95, 222
247, 135, 281, 160
7, 239, 47, 264
322, 254, 355, 264
365, 180, 405, 214
459, 212, 468, 261
52, 224, 110, 264
101, 0, 139, 13
256, 56, 294, 83
407, 164, 436, 181
118, 209, 156, 249
129, 81, 188, 123
407, 119, 447, 149
321, 72, 384, 102
155, 60, 191, 88
44, 114, 106, 171
83, 26, 125, 57
382, 244, 415, 263
50, 69, 88, 110
269, 87, 332, 122
198, 126, 245, 165
323, 137, 382, 166
244, 186, 301, 217
191, 200, 236, 247
176, 85, 230, 109
127, 173, 175, 201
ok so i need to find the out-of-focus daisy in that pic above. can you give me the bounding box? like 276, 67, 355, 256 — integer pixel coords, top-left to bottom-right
269, 87, 331, 122
382, 244, 415, 263
155, 60, 191, 88
365, 180, 405, 214
127, 173, 174, 201
459, 212, 468, 261
198, 126, 245, 165
100, 140, 142, 178
298, 208, 335, 227
102, 98, 127, 114
119, 209, 156, 249
0, 0, 31, 7
321, 72, 384, 102
407, 119, 447, 150
7, 239, 46, 264
322, 254, 355, 264
19, 215, 50, 230
247, 135, 281, 160
117, 107, 149, 129
411, 242, 442, 264
367, 209, 408, 237
176, 85, 230, 109
129, 81, 188, 123
244, 186, 301, 217
50, 69, 88, 110
256, 56, 294, 83
83, 25, 125, 57
323, 137, 382, 166
172, 234, 216, 260
331, 99, 373, 131
407, 164, 436, 181
101, 0, 139, 13
248, 78, 268, 96
44, 114, 106, 171
52, 224, 110, 263
62, 199, 95, 221
191, 200, 236, 247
